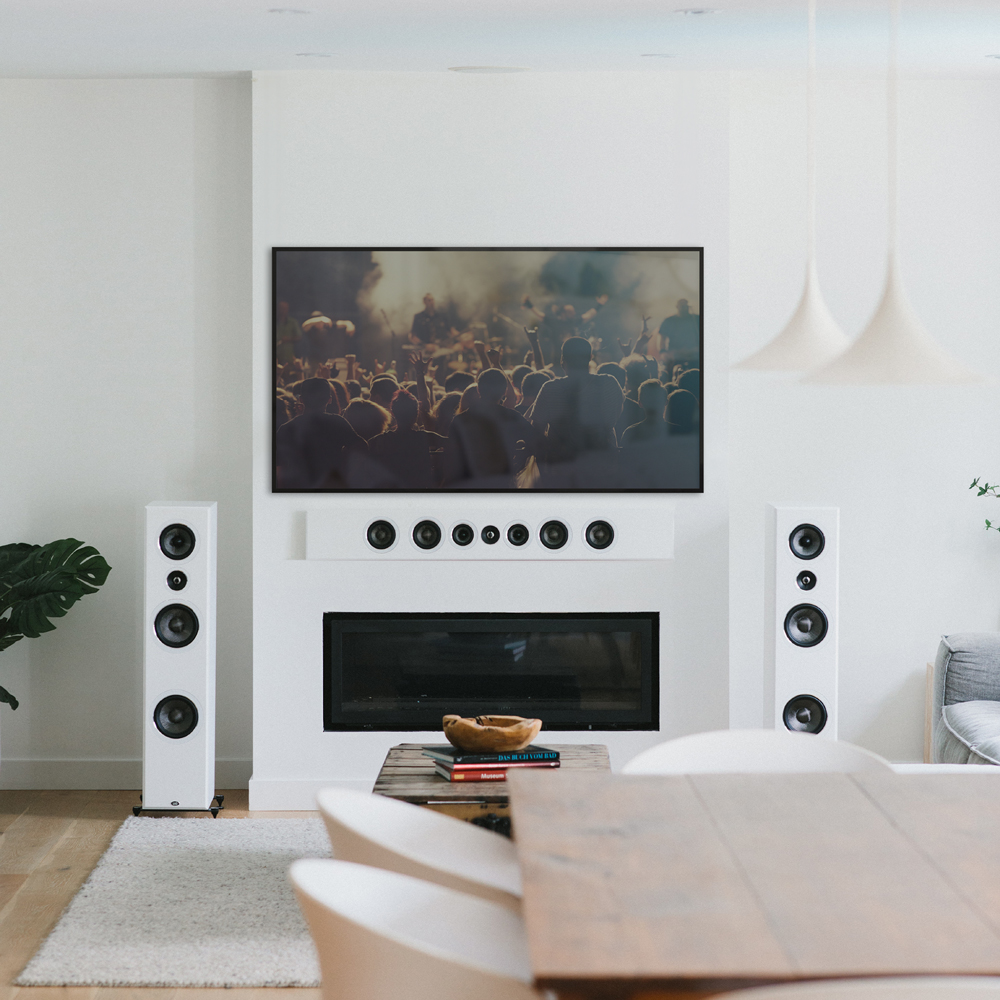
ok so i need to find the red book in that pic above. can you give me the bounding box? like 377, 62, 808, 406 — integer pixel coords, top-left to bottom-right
434, 761, 561, 782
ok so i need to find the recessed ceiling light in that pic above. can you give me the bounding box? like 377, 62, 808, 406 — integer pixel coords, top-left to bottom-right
296, 52, 331, 57
448, 66, 530, 73
675, 7, 721, 13
641, 53, 676, 58
270, 7, 311, 12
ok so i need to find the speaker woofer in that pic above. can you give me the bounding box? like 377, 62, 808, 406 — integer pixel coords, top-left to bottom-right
585, 520, 614, 550
154, 604, 199, 648
412, 520, 441, 550
507, 523, 529, 546
789, 523, 825, 560
539, 520, 568, 550
783, 695, 828, 734
159, 523, 196, 561
154, 695, 199, 739
367, 520, 396, 550
784, 603, 828, 647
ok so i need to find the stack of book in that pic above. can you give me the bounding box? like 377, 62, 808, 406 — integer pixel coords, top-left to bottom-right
423, 744, 561, 782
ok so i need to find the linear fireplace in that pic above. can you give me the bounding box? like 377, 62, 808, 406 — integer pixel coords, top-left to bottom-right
323, 612, 658, 732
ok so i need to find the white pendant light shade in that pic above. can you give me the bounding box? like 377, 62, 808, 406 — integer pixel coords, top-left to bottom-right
733, 261, 848, 371
804, 0, 983, 386
732, 0, 848, 372
803, 257, 982, 384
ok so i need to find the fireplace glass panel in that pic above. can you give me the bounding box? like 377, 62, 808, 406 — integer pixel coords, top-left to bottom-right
324, 612, 658, 731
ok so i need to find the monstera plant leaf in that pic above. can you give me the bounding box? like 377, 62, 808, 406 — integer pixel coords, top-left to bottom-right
0, 685, 18, 710
1, 539, 112, 638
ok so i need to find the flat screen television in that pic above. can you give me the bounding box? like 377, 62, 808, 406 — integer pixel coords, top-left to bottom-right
273, 247, 702, 493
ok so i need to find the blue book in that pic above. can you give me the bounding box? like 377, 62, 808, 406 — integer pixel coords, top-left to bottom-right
421, 744, 560, 766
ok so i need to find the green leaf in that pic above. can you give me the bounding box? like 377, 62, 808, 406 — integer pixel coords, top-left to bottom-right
0, 685, 18, 710
2, 539, 111, 639
0, 616, 24, 653
971, 478, 981, 489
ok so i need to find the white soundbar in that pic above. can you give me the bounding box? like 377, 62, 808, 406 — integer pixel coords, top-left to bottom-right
306, 497, 674, 561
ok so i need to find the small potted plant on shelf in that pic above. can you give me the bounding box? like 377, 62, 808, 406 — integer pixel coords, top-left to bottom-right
0, 539, 112, 718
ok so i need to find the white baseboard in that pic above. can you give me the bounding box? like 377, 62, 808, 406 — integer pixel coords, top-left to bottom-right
248, 777, 372, 811
0, 758, 253, 790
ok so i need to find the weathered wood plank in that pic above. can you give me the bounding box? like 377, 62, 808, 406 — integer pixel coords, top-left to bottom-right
692, 773, 1000, 974
509, 770, 795, 984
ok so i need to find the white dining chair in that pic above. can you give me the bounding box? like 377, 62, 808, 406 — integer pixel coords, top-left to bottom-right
290, 858, 544, 1000
316, 787, 521, 910
717, 978, 1000, 1000
621, 728, 893, 775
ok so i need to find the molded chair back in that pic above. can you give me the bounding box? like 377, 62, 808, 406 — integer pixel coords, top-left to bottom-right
621, 729, 893, 775
718, 978, 1000, 1000
290, 858, 541, 1000
316, 787, 521, 909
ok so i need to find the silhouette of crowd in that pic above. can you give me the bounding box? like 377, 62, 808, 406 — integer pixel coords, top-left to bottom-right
274, 285, 701, 491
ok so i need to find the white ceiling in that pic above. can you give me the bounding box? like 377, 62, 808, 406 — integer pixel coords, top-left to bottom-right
2, 0, 999, 76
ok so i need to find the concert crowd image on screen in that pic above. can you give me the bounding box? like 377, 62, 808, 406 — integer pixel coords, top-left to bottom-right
272, 248, 703, 493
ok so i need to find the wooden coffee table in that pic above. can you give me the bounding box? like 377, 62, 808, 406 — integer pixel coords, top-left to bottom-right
372, 742, 610, 822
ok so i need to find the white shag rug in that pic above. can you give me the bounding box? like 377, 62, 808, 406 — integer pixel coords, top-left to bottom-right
17, 815, 332, 988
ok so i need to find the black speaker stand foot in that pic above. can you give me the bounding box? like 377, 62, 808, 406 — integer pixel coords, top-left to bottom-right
210, 807, 219, 818
213, 794, 225, 807
132, 806, 142, 816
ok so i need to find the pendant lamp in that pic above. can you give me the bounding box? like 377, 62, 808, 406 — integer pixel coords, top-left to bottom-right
803, 0, 982, 384
732, 0, 849, 372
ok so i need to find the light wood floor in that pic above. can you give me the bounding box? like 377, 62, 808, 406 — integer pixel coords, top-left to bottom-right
0, 789, 321, 1000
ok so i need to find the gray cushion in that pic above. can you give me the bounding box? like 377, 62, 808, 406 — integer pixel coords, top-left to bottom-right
932, 634, 1000, 765
941, 700, 1000, 765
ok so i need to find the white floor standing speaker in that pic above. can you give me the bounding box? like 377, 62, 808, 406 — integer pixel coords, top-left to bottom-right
764, 505, 839, 739
142, 502, 218, 811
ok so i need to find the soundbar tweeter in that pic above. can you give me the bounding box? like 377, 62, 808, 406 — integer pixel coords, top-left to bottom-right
481, 525, 500, 545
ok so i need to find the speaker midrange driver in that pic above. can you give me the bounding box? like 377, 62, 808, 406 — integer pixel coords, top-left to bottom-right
507, 523, 529, 546
585, 520, 614, 550
159, 523, 195, 560
789, 523, 824, 560
539, 520, 568, 549
412, 520, 441, 550
452, 523, 475, 546
783, 695, 827, 734
367, 520, 396, 550
154, 604, 199, 648
784, 604, 827, 647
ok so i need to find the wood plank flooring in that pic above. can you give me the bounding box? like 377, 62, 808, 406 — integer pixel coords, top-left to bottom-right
0, 789, 321, 1000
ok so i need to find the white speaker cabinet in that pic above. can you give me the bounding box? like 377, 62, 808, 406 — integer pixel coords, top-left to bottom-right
142, 501, 218, 810
764, 504, 839, 739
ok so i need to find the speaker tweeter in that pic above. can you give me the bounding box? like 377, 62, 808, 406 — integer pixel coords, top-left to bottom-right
412, 520, 441, 550
167, 570, 187, 591
481, 525, 500, 545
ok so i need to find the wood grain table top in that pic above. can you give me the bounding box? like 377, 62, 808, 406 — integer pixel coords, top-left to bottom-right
508, 769, 1000, 999
372, 743, 611, 804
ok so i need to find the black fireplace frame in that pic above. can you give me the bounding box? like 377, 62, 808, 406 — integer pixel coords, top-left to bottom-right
323, 611, 659, 732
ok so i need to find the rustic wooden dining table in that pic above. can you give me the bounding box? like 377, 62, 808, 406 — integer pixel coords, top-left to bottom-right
507, 768, 1000, 1000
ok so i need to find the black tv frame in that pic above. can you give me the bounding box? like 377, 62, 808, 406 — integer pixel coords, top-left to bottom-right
273, 246, 704, 494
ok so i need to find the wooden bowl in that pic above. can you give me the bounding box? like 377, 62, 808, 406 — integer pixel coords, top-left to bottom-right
442, 714, 543, 753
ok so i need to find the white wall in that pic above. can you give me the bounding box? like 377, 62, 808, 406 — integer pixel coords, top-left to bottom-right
729, 74, 1000, 760
0, 78, 253, 788
251, 71, 732, 806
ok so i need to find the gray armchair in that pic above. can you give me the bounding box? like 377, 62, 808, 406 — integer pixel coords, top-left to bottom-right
933, 633, 1000, 765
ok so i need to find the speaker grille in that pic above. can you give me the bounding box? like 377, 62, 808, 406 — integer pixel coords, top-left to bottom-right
154, 695, 199, 739
783, 695, 827, 734
155, 604, 200, 648
159, 523, 196, 560
784, 604, 828, 647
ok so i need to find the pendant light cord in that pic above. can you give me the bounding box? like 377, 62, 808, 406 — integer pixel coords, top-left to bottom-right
807, 0, 816, 263
888, 0, 899, 262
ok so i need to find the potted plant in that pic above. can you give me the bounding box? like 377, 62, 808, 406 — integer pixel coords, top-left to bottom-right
0, 539, 112, 713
